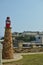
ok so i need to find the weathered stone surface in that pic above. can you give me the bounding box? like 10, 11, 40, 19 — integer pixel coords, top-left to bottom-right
2, 27, 14, 59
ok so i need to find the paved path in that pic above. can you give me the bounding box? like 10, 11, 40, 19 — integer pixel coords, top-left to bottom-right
19, 52, 43, 55
2, 54, 23, 63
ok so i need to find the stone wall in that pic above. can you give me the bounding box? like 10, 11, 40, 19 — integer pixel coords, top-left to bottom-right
14, 47, 43, 53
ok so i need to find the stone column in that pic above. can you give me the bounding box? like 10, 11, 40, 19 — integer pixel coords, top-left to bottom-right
2, 25, 14, 59
18, 41, 23, 51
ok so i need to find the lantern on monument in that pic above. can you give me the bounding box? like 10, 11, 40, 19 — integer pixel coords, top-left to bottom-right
6, 17, 11, 28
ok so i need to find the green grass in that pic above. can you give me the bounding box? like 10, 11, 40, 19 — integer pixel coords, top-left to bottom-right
3, 54, 43, 65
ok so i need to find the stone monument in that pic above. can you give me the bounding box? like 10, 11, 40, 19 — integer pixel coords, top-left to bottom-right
2, 17, 14, 59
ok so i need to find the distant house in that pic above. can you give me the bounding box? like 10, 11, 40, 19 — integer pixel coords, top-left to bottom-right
0, 31, 42, 48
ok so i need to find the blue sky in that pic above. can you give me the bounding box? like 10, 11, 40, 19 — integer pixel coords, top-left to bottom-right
0, 0, 43, 37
